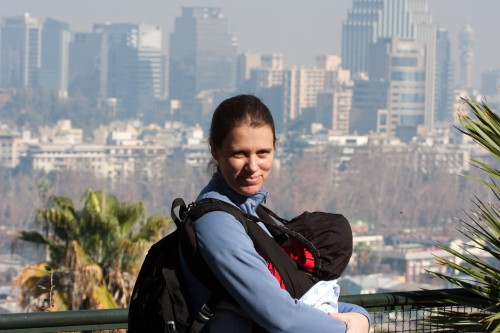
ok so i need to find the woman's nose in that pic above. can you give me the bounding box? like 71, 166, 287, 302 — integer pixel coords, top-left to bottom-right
246, 155, 258, 172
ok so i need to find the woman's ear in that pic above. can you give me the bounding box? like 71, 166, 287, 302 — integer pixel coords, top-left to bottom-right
209, 141, 218, 160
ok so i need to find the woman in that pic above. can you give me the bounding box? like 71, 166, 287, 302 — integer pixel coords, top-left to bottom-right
181, 94, 370, 332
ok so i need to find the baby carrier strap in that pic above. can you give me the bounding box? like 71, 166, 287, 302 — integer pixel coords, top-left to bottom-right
243, 213, 316, 298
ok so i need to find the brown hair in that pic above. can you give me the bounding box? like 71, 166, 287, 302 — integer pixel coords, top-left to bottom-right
209, 94, 277, 150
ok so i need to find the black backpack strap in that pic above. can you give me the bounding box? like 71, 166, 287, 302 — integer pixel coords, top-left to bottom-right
257, 205, 288, 224
172, 198, 254, 330
181, 198, 250, 280
171, 197, 188, 227
255, 206, 288, 244
187, 198, 249, 232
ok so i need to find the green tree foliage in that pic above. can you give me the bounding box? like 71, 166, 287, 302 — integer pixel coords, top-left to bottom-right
13, 189, 170, 311
426, 98, 500, 332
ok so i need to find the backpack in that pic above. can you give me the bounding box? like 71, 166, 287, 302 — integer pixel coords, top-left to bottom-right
128, 198, 230, 333
128, 198, 352, 332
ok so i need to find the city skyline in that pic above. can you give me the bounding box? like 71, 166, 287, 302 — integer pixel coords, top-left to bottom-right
4, 0, 499, 89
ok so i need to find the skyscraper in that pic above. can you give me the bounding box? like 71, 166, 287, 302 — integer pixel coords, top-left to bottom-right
69, 31, 107, 99
38, 18, 71, 96
92, 22, 164, 120
349, 74, 389, 135
434, 28, 453, 122
169, 7, 237, 101
409, 0, 437, 130
380, 37, 426, 139
459, 22, 475, 92
94, 23, 138, 118
343, 0, 439, 133
341, 0, 414, 75
0, 13, 41, 89
482, 69, 500, 96
135, 24, 166, 122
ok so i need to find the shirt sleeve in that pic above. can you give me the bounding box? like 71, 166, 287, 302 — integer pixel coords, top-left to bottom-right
194, 211, 371, 333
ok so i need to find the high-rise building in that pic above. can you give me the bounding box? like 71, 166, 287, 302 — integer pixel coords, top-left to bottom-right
93, 23, 138, 118
38, 18, 71, 96
135, 24, 166, 122
236, 53, 283, 92
284, 67, 332, 126
480, 69, 500, 113
283, 56, 350, 132
409, 0, 437, 131
342, 0, 439, 132
384, 37, 426, 139
235, 53, 285, 132
481, 69, 500, 96
434, 28, 453, 122
459, 22, 475, 92
316, 89, 353, 135
341, 0, 414, 75
169, 7, 237, 101
69, 31, 107, 99
0, 13, 41, 89
351, 37, 426, 140
349, 74, 389, 135
92, 23, 164, 120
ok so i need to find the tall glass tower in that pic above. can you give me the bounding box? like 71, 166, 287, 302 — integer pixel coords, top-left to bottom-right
69, 31, 107, 99
0, 13, 41, 89
434, 28, 453, 122
341, 0, 414, 75
459, 23, 475, 92
39, 18, 71, 96
92, 23, 164, 120
409, 0, 437, 130
169, 7, 237, 101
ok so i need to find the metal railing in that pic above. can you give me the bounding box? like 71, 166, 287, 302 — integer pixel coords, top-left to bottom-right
0, 288, 476, 332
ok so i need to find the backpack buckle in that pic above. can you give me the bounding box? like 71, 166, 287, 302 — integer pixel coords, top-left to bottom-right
197, 303, 213, 322
166, 320, 176, 331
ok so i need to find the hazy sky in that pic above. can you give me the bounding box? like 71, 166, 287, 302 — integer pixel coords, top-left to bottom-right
3, 0, 500, 88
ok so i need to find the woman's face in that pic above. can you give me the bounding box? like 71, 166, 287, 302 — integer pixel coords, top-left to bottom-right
212, 124, 275, 196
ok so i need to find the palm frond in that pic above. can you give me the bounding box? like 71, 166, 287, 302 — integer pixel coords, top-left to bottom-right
457, 98, 500, 159
132, 215, 171, 242
112, 201, 146, 239
91, 283, 119, 309
18, 230, 49, 245
13, 262, 50, 289
48, 195, 77, 214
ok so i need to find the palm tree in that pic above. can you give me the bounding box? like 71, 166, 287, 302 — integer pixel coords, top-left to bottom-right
426, 98, 500, 332
13, 189, 170, 311
353, 242, 372, 275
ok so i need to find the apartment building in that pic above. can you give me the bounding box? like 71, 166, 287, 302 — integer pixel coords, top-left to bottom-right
25, 143, 166, 182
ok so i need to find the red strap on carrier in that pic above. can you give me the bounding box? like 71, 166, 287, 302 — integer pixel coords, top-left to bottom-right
258, 238, 315, 290
281, 237, 315, 274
